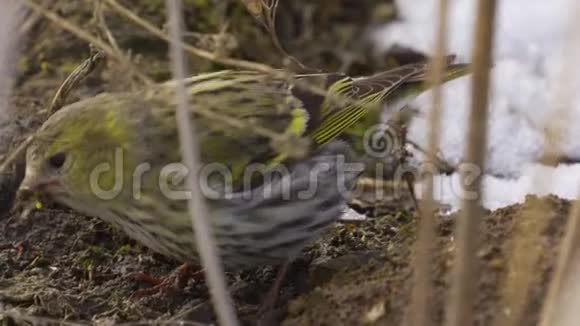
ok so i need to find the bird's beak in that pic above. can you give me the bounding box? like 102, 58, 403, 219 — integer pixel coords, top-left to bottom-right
19, 168, 59, 195
19, 169, 40, 196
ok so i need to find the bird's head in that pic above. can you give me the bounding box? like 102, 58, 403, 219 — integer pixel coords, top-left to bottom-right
20, 94, 136, 204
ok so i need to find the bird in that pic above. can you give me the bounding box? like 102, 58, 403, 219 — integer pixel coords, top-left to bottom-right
19, 62, 469, 294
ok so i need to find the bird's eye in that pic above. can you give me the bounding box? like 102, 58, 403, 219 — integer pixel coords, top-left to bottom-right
47, 152, 67, 169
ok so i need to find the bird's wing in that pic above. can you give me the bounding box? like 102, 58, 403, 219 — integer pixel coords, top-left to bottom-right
292, 58, 470, 148
302, 63, 430, 147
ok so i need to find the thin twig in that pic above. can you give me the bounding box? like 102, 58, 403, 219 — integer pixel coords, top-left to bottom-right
165, 1, 239, 325
48, 45, 106, 116
22, 0, 152, 84
18, 0, 56, 36
0, 135, 34, 175
105, 0, 273, 73
407, 140, 455, 174
405, 0, 449, 325
92, 0, 152, 87
395, 124, 419, 211
240, 0, 315, 72
536, 1, 580, 325
444, 1, 497, 326
93, 0, 122, 53
543, 202, 580, 326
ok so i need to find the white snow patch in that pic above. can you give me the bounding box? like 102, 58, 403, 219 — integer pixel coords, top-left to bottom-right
372, 0, 580, 210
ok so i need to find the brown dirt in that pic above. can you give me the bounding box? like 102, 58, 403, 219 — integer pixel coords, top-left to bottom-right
285, 195, 568, 326
0, 1, 569, 325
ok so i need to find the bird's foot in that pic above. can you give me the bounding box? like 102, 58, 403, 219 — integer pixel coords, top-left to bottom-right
129, 263, 203, 297
257, 261, 290, 317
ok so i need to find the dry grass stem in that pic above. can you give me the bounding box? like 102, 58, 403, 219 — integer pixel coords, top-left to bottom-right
406, 0, 450, 325
0, 135, 33, 175
444, 1, 497, 326
48, 45, 106, 116
239, 0, 314, 72
541, 202, 580, 326
165, 1, 239, 325
93, 0, 122, 53
536, 2, 580, 324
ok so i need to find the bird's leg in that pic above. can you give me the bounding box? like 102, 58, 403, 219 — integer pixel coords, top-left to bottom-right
130, 263, 203, 297
258, 261, 290, 316
395, 124, 420, 213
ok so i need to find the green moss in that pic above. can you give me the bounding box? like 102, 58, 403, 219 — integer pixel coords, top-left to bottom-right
77, 246, 108, 272
116, 244, 132, 255
40, 61, 50, 73
81, 258, 94, 271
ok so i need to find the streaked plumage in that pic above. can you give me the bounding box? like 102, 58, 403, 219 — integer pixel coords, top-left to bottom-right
20, 61, 468, 268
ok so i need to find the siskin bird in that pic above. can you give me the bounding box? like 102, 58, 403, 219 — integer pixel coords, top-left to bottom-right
19, 62, 468, 272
